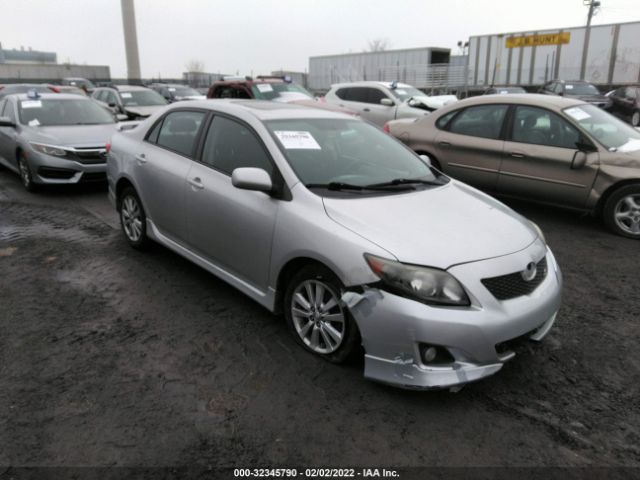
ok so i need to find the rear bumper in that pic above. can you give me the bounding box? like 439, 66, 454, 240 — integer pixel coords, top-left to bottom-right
345, 240, 562, 390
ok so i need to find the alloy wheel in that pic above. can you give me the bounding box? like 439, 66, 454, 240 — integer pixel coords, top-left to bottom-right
291, 279, 345, 354
121, 195, 143, 242
614, 193, 640, 236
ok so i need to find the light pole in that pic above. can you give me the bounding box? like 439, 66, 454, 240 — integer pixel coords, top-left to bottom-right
580, 0, 601, 80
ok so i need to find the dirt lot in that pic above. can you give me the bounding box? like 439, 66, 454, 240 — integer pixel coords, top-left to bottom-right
0, 170, 638, 471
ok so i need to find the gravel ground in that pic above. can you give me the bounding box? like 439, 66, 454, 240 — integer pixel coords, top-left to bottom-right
0, 171, 638, 470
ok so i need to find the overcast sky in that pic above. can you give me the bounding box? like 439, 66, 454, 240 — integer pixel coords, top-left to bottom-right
1, 0, 640, 78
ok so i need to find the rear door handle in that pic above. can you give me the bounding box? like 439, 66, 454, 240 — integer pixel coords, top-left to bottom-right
188, 177, 204, 190
439, 141, 451, 147
135, 153, 147, 164
362, 108, 370, 112
509, 152, 526, 158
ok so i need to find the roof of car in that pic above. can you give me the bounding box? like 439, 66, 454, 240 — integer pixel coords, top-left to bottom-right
330, 81, 414, 90
96, 85, 150, 92
448, 93, 586, 110
9, 93, 91, 101
167, 99, 350, 121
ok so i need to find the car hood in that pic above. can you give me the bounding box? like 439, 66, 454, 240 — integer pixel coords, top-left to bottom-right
322, 182, 536, 269
410, 95, 458, 110
123, 105, 165, 117
24, 124, 118, 147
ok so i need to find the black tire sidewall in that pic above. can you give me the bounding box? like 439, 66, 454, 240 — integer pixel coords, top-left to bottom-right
603, 184, 640, 239
284, 265, 360, 364
119, 187, 149, 249
18, 155, 36, 192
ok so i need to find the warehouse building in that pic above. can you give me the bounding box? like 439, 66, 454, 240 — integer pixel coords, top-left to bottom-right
0, 42, 110, 83
308, 47, 466, 92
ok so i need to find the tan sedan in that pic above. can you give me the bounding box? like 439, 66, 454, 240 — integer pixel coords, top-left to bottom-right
386, 94, 640, 239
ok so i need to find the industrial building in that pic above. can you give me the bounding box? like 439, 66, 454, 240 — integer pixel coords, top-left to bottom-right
308, 47, 466, 92
0, 43, 110, 83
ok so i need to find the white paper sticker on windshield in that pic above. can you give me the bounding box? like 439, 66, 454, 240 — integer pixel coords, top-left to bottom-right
168, 87, 176, 92
499, 90, 509, 94
565, 107, 591, 121
121, 92, 132, 98
565, 84, 574, 90
274, 131, 321, 150
28, 119, 40, 127
395, 89, 407, 95
21, 100, 42, 109
256, 84, 274, 93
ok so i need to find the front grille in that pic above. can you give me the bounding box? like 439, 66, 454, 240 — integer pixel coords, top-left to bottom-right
481, 256, 548, 301
80, 172, 107, 182
72, 148, 107, 165
38, 166, 77, 179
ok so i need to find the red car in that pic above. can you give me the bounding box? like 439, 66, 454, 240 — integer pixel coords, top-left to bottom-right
207, 75, 357, 116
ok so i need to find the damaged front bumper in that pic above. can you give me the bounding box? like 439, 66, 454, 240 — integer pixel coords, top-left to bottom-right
343, 240, 562, 390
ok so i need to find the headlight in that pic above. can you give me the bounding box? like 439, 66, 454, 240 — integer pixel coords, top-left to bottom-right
30, 143, 68, 157
364, 254, 470, 306
529, 221, 546, 244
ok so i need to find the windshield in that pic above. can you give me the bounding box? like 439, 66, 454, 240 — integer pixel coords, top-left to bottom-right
266, 118, 443, 190
565, 83, 600, 96
251, 83, 313, 101
172, 87, 201, 97
564, 104, 640, 152
19, 98, 115, 126
389, 86, 425, 102
120, 90, 168, 106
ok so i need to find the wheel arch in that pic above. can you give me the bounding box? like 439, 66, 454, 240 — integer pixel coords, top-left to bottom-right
114, 177, 137, 209
595, 178, 640, 216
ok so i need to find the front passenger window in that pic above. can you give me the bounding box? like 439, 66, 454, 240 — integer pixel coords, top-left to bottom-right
155, 110, 205, 157
512, 106, 580, 149
201, 116, 273, 176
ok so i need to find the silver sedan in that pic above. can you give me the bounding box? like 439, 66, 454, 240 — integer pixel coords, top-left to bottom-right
107, 100, 562, 390
0, 92, 119, 191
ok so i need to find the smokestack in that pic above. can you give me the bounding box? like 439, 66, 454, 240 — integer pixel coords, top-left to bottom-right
120, 0, 141, 81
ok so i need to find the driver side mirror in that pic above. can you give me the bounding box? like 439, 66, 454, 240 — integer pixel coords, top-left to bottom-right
380, 98, 394, 107
0, 116, 16, 128
232, 167, 273, 193
571, 151, 587, 170
108, 102, 117, 108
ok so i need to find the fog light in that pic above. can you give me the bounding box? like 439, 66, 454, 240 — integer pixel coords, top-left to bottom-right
422, 346, 438, 363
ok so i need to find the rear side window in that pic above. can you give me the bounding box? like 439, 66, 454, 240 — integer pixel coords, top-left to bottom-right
367, 88, 388, 104
155, 110, 206, 157
436, 110, 457, 129
201, 116, 273, 176
448, 105, 508, 140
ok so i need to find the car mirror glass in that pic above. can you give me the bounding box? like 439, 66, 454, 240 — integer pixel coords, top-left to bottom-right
380, 98, 394, 107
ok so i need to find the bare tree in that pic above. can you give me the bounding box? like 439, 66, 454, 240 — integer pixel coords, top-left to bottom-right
185, 59, 205, 73
364, 38, 391, 52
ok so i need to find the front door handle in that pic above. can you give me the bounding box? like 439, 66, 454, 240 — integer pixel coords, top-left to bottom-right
135, 153, 147, 164
439, 141, 451, 147
363, 108, 370, 112
188, 177, 204, 190
509, 152, 526, 158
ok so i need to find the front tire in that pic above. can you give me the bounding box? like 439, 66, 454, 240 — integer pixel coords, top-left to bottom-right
17, 154, 37, 192
284, 265, 359, 363
119, 187, 149, 249
603, 184, 640, 239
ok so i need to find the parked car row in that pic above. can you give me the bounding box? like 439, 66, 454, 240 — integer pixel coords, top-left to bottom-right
2, 73, 638, 391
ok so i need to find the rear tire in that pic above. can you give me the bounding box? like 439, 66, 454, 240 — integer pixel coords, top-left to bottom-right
17, 153, 37, 192
603, 183, 640, 239
284, 265, 360, 364
118, 187, 150, 249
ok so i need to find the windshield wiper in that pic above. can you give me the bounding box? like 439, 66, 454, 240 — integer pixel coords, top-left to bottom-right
365, 178, 443, 188
305, 182, 368, 191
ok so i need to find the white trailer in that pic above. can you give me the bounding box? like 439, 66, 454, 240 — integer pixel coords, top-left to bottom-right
467, 20, 640, 89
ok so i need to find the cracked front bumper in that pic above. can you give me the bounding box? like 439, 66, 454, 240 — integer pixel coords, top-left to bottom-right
346, 240, 562, 390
